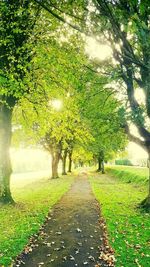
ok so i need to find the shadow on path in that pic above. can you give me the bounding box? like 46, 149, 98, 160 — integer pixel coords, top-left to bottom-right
14, 172, 111, 267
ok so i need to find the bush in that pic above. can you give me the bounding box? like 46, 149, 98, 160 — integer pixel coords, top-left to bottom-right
115, 158, 132, 166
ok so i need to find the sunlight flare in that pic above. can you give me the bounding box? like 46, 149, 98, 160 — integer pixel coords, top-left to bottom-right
85, 37, 112, 61
51, 99, 63, 111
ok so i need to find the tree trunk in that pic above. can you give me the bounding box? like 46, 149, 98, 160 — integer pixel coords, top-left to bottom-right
0, 104, 14, 204
141, 154, 150, 211
97, 151, 105, 174
51, 149, 61, 179
79, 161, 83, 167
97, 157, 102, 172
68, 150, 72, 173
51, 154, 59, 179
101, 160, 105, 174
62, 149, 67, 175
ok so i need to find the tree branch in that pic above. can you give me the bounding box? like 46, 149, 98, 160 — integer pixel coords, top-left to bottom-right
33, 0, 83, 33
124, 124, 148, 152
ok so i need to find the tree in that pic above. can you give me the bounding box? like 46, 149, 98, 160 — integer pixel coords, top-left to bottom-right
36, 0, 150, 209
15, 91, 92, 178
12, 27, 96, 178
88, 0, 150, 208
0, 0, 78, 201
0, 1, 40, 203
72, 146, 93, 168
80, 72, 127, 173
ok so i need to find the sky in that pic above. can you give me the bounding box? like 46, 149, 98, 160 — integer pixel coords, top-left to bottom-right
85, 37, 112, 61
127, 142, 147, 161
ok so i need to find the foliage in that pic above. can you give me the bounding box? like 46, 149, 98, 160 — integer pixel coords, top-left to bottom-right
12, 35, 94, 161
14, 93, 91, 153
0, 0, 39, 102
87, 0, 150, 153
79, 70, 127, 162
0, 0, 43, 202
89, 173, 150, 267
72, 146, 93, 166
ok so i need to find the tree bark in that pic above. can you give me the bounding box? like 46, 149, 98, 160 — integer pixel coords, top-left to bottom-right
97, 151, 105, 174
62, 149, 67, 175
93, 0, 150, 209
51, 152, 59, 179
68, 150, 72, 173
101, 160, 105, 174
0, 104, 14, 204
97, 157, 102, 172
140, 153, 150, 211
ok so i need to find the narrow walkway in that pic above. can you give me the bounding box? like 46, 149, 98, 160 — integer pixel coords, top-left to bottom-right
15, 173, 109, 267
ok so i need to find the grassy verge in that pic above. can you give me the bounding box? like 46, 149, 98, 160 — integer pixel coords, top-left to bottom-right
89, 172, 150, 267
107, 165, 149, 184
0, 174, 74, 266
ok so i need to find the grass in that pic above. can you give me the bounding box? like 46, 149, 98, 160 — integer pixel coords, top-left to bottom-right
107, 165, 149, 184
0, 173, 74, 266
89, 170, 150, 267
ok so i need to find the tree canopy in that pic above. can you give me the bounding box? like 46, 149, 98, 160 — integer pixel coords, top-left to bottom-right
1, 0, 149, 208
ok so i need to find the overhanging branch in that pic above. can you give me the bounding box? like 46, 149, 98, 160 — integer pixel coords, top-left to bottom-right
33, 0, 83, 33
124, 124, 148, 152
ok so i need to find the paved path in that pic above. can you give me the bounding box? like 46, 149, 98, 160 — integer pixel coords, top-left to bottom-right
14, 173, 110, 267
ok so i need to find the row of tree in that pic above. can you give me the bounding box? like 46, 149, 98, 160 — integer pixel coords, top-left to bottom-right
13, 32, 125, 178
35, 0, 150, 208
0, 0, 150, 209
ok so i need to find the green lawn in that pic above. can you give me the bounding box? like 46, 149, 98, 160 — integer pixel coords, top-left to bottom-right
89, 171, 150, 267
107, 165, 149, 184
0, 173, 74, 266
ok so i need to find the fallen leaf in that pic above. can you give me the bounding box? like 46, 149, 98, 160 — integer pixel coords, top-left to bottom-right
76, 228, 82, 233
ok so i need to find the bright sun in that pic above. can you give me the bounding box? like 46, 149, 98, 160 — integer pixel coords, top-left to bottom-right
85, 37, 112, 61
51, 99, 63, 111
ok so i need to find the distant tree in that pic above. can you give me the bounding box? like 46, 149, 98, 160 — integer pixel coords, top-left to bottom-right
72, 146, 93, 168
15, 94, 92, 179
12, 32, 94, 178
89, 98, 127, 173
78, 66, 127, 173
